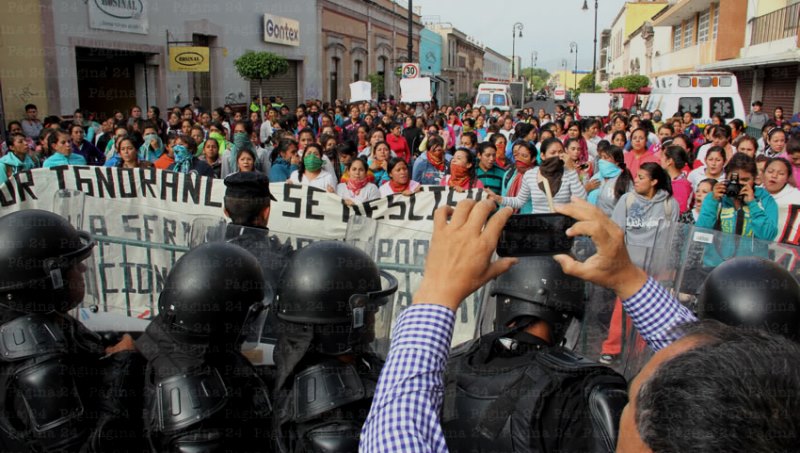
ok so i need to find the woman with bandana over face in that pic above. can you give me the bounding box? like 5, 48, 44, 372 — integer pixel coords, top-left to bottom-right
288, 143, 337, 192
484, 141, 536, 214
168, 136, 215, 178
441, 148, 483, 193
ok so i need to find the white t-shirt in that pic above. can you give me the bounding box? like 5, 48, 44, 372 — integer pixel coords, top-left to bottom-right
770, 183, 800, 242
688, 166, 725, 190
336, 182, 380, 202
288, 169, 338, 191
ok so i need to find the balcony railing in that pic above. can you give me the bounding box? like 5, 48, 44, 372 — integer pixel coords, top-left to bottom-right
750, 3, 800, 46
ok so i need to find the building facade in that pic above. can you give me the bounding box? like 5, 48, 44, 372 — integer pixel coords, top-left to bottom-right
600, 1, 668, 84
420, 28, 445, 105
482, 47, 512, 84
319, 0, 422, 103
0, 0, 322, 120
427, 23, 484, 105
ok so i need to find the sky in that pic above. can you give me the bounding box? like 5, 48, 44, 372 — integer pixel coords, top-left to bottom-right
415, 0, 628, 73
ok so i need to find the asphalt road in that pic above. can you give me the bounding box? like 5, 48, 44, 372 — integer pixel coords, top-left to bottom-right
523, 98, 556, 114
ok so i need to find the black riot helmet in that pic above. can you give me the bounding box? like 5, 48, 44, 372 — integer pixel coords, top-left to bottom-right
491, 256, 585, 345
697, 257, 800, 342
157, 242, 265, 345
274, 241, 398, 355
0, 209, 94, 313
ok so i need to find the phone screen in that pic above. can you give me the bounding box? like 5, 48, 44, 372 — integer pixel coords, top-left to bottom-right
497, 213, 576, 257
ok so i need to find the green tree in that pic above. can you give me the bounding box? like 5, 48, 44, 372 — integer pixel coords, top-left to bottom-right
575, 72, 600, 95
233, 51, 289, 118
608, 75, 651, 93
520, 67, 550, 92
367, 73, 385, 98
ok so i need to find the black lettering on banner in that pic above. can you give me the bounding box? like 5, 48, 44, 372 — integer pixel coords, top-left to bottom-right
142, 215, 157, 242
88, 215, 108, 236
407, 193, 425, 221
53, 166, 68, 190
139, 167, 157, 198
135, 263, 152, 294
282, 184, 302, 218
203, 176, 221, 208
122, 215, 142, 241
778, 205, 800, 245
341, 200, 353, 223
94, 166, 116, 198
386, 194, 407, 220
101, 262, 118, 294
154, 264, 169, 294
377, 239, 392, 263
119, 168, 136, 198
182, 172, 201, 204
426, 186, 446, 220
0, 180, 16, 207
73, 166, 95, 197
446, 187, 459, 206
13, 171, 36, 202
163, 218, 177, 245
160, 169, 179, 202
121, 262, 136, 294
360, 198, 379, 219
101, 262, 164, 298
413, 239, 430, 265
305, 187, 324, 220
395, 239, 410, 264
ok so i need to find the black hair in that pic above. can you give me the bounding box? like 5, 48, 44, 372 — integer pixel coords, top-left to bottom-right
450, 147, 480, 189
513, 122, 535, 142
297, 142, 324, 176
234, 120, 253, 136
235, 147, 257, 170
427, 135, 444, 150
175, 134, 198, 154
47, 129, 69, 151
386, 157, 409, 177
539, 137, 563, 158
477, 141, 496, 156
724, 152, 757, 178
5, 133, 25, 150
149, 106, 161, 118
347, 156, 368, 172
489, 132, 507, 147
712, 124, 731, 139
765, 157, 794, 188
6, 120, 21, 131
24, 103, 36, 111
270, 138, 298, 163
610, 130, 627, 146
664, 145, 689, 170
513, 140, 537, 162
596, 139, 611, 155
637, 320, 800, 453
224, 196, 270, 226
639, 162, 673, 195
705, 145, 727, 162
601, 145, 633, 200
658, 123, 675, 135
461, 131, 477, 147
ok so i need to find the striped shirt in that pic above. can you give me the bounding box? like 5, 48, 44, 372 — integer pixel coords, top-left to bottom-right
501, 167, 587, 212
476, 164, 505, 194
360, 278, 692, 452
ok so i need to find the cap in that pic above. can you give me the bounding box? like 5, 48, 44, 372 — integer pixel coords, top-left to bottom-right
224, 172, 276, 201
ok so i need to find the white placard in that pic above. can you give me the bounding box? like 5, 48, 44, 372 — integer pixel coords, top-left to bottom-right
349, 81, 372, 103
400, 77, 432, 103
578, 93, 612, 117
263, 14, 300, 46
88, 0, 148, 35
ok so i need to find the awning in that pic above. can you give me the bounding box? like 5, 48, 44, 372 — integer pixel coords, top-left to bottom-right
697, 50, 800, 71
608, 87, 651, 94
428, 75, 448, 84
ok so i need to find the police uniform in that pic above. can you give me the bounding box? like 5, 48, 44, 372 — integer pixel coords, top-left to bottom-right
0, 210, 146, 452
441, 256, 628, 453
136, 243, 273, 453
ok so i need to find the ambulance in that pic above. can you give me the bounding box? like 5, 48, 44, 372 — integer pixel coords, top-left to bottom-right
474, 83, 513, 112
644, 72, 746, 126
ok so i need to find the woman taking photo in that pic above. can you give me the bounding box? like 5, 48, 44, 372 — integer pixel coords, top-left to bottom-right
115, 136, 153, 170
488, 138, 586, 213
564, 137, 592, 183
442, 148, 483, 192
336, 157, 380, 205
688, 146, 726, 190
679, 178, 716, 224
660, 145, 692, 213
600, 162, 679, 365
586, 144, 633, 216
380, 158, 421, 197
288, 143, 337, 191
761, 157, 800, 242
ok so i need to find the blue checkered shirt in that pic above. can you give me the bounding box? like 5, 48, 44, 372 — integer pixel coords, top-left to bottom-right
360, 278, 693, 452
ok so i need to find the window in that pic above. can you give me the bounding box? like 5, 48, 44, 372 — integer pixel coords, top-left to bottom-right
354, 60, 362, 82
712, 5, 719, 39
683, 18, 694, 48
698, 10, 710, 43
476, 94, 490, 105
678, 97, 703, 117
493, 94, 507, 106
711, 97, 735, 119
673, 24, 682, 50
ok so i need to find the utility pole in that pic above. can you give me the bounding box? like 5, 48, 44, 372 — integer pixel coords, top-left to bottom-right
407, 0, 413, 62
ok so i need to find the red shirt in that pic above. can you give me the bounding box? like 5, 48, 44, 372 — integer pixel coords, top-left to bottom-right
624, 149, 660, 177
154, 153, 175, 170
386, 133, 411, 163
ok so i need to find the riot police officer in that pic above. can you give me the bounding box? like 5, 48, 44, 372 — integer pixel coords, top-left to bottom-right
442, 256, 628, 453
272, 241, 398, 452
0, 209, 144, 452
697, 256, 800, 342
136, 242, 273, 452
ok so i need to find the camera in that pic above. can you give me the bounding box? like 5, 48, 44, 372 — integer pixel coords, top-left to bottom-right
497, 214, 576, 257
725, 172, 743, 199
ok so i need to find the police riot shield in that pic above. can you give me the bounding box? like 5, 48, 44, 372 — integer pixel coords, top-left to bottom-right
618, 223, 800, 379
345, 216, 487, 356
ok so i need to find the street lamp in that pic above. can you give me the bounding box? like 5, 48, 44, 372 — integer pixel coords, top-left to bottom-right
569, 42, 578, 92
511, 22, 523, 80
531, 51, 537, 68
583, 0, 598, 91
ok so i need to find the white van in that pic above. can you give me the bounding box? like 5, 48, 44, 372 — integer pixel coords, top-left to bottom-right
553, 86, 567, 102
645, 72, 745, 126
474, 83, 512, 112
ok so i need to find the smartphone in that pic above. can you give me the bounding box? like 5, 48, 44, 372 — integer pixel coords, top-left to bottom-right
496, 213, 576, 257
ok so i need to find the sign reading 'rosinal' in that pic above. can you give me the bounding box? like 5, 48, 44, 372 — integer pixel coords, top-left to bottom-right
263, 14, 300, 47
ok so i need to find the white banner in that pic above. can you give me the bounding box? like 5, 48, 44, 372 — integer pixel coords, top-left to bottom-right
349, 81, 372, 103
88, 0, 149, 35
0, 167, 485, 322
578, 93, 612, 117
400, 77, 432, 103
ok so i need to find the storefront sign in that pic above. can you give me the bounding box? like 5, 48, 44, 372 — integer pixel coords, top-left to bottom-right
168, 47, 210, 72
263, 14, 300, 47
88, 0, 148, 35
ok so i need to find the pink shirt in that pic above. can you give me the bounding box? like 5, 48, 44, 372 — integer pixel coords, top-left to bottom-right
624, 150, 661, 178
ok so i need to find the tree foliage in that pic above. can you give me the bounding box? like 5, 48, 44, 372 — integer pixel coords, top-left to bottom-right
233, 51, 289, 82
367, 73, 385, 96
608, 75, 650, 93
575, 72, 600, 94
